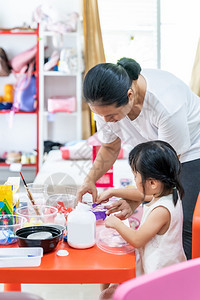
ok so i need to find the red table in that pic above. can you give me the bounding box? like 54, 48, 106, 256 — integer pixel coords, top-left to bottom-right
0, 240, 135, 291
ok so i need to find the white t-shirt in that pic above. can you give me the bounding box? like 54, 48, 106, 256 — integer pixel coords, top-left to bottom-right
136, 195, 186, 276
95, 69, 200, 163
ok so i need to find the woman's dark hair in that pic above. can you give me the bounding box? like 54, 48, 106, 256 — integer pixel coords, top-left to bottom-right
129, 141, 184, 206
83, 57, 141, 107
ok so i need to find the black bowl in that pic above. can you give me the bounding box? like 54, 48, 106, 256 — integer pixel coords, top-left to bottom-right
15, 226, 62, 253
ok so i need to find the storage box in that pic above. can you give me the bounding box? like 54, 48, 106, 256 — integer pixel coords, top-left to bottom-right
0, 247, 43, 267
48, 95, 76, 113
1, 177, 20, 214
92, 145, 114, 188
0, 185, 13, 214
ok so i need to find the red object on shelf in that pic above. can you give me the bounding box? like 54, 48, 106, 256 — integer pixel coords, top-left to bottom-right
0, 163, 37, 167
0, 110, 37, 114
92, 145, 114, 188
0, 25, 39, 174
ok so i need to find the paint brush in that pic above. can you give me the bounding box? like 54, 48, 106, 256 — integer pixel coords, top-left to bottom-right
19, 172, 40, 215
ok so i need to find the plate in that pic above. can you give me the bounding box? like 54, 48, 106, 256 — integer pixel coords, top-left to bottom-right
97, 228, 134, 255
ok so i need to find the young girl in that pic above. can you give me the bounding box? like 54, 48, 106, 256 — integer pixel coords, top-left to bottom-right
98, 140, 186, 299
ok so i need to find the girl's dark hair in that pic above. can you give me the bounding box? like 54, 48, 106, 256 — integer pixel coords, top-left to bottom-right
129, 141, 184, 206
83, 57, 141, 107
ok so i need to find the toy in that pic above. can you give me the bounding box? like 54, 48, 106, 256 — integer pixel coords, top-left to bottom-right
4, 84, 14, 102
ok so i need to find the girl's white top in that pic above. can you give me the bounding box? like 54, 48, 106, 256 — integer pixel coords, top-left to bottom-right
94, 69, 200, 163
136, 194, 186, 276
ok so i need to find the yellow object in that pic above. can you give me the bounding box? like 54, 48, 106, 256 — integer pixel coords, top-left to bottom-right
91, 111, 96, 135
24, 218, 43, 227
0, 185, 13, 214
4, 84, 14, 103
0, 96, 4, 102
3, 177, 20, 214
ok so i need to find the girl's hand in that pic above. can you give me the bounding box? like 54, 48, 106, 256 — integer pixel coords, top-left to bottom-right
96, 188, 115, 204
105, 215, 121, 229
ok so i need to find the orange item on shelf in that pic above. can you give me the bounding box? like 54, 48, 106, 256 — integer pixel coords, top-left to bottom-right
4, 84, 14, 103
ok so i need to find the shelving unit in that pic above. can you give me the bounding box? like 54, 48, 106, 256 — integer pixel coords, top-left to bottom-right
39, 21, 83, 169
0, 28, 39, 174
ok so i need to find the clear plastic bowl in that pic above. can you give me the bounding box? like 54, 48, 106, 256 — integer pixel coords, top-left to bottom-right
46, 194, 76, 209
97, 228, 135, 255
16, 205, 58, 226
0, 214, 27, 245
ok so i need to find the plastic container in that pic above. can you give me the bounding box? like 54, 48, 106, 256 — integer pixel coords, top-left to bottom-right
26, 183, 48, 205
47, 194, 76, 209
67, 202, 96, 249
16, 226, 61, 253
48, 95, 76, 113
97, 228, 135, 255
128, 216, 140, 230
16, 205, 58, 226
0, 247, 43, 267
0, 214, 27, 245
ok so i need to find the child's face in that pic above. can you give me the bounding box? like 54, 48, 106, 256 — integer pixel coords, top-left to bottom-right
133, 171, 162, 197
133, 171, 152, 195
133, 171, 144, 193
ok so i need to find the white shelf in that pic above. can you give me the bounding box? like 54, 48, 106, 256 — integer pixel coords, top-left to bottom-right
43, 71, 78, 77
41, 31, 78, 37
43, 111, 78, 117
39, 17, 83, 170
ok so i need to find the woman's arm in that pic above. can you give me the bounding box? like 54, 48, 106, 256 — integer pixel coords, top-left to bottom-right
105, 199, 141, 219
105, 206, 170, 248
87, 137, 121, 183
76, 138, 121, 202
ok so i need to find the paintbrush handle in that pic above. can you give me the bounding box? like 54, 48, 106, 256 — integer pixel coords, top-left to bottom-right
26, 188, 40, 215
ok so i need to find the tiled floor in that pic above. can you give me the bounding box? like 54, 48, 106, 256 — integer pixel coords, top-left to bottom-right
0, 284, 100, 300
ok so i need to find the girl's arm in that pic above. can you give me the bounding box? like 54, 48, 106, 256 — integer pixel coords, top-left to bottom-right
96, 187, 153, 204
105, 206, 170, 248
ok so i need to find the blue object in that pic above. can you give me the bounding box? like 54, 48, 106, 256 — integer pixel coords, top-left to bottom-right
63, 235, 68, 242
0, 102, 12, 110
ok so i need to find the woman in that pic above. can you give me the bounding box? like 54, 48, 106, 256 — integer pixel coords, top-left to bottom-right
76, 57, 200, 259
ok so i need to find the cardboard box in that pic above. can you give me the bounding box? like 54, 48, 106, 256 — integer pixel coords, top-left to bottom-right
0, 177, 20, 214
0, 185, 13, 214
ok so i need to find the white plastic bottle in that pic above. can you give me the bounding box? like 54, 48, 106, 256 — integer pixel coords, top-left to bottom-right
67, 202, 96, 249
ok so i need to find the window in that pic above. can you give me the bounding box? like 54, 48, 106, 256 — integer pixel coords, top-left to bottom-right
99, 0, 200, 84
98, 0, 160, 68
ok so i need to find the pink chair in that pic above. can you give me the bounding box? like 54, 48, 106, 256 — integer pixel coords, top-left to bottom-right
0, 292, 44, 300
113, 258, 200, 300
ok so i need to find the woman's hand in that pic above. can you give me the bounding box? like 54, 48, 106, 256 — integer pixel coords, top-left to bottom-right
96, 188, 115, 204
76, 180, 97, 203
105, 215, 121, 229
105, 199, 136, 220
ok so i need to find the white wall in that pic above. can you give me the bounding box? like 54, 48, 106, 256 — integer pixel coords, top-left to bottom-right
0, 0, 81, 28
